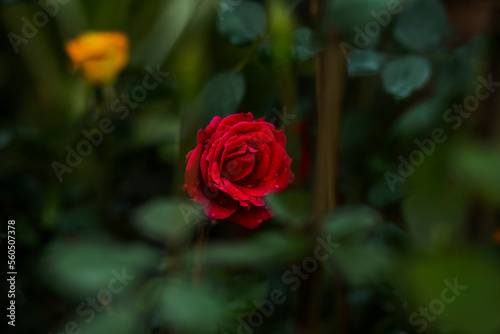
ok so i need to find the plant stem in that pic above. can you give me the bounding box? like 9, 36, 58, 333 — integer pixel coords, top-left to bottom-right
95, 85, 115, 229
295, 0, 346, 333
232, 38, 263, 73
193, 219, 211, 284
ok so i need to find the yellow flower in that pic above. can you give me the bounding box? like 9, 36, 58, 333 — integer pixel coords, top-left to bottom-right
65, 31, 129, 85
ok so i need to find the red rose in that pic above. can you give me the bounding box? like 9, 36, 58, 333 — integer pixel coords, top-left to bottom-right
183, 113, 294, 229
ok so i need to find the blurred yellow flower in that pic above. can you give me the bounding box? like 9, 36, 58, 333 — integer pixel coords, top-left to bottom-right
65, 31, 129, 85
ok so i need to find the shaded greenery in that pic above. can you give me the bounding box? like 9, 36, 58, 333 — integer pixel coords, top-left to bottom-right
1, 0, 500, 334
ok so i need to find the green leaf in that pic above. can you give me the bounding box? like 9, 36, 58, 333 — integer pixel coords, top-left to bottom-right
198, 71, 246, 123
290, 27, 323, 62
258, 27, 323, 65
219, 276, 269, 328
347, 50, 385, 77
368, 177, 402, 208
134, 197, 200, 243
402, 162, 468, 249
401, 251, 500, 334
451, 141, 500, 203
325, 0, 395, 33
323, 205, 381, 244
160, 283, 227, 332
333, 242, 392, 284
391, 97, 446, 140
393, 0, 450, 53
85, 307, 138, 334
56, 207, 100, 234
131, 111, 180, 148
371, 222, 409, 251
192, 232, 307, 268
381, 56, 431, 99
216, 0, 267, 45
267, 191, 310, 227
39, 237, 159, 299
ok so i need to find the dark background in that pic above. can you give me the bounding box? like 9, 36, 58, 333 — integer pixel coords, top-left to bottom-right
1, 0, 500, 333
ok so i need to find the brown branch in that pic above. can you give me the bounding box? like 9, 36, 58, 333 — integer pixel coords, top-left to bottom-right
295, 0, 346, 332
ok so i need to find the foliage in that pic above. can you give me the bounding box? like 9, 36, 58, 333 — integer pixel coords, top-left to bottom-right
1, 0, 500, 333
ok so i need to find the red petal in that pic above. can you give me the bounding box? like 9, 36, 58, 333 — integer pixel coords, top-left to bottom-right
184, 144, 204, 197
263, 142, 285, 181
220, 177, 264, 207
248, 142, 270, 180
222, 153, 255, 182
202, 191, 238, 219
275, 155, 294, 192
184, 145, 237, 220
228, 206, 274, 229
216, 112, 254, 132
274, 129, 286, 148
229, 122, 274, 139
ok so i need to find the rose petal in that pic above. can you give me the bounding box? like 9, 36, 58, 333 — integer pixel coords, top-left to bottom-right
274, 129, 286, 148
223, 143, 248, 160
184, 144, 204, 197
184, 145, 237, 220
247, 142, 270, 180
228, 122, 274, 139
228, 206, 274, 229
263, 142, 285, 181
220, 177, 264, 207
202, 191, 238, 219
223, 153, 256, 182
275, 156, 294, 192
216, 112, 254, 132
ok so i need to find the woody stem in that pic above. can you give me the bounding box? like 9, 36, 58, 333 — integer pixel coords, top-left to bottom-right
295, 0, 346, 333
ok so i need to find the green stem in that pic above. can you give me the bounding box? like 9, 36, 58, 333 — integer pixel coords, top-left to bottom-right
95, 85, 116, 228
193, 219, 211, 284
232, 38, 263, 73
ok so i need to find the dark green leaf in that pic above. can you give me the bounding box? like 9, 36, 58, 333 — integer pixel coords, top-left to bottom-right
381, 56, 431, 99
323, 204, 381, 243
368, 177, 402, 208
290, 27, 323, 62
348, 50, 385, 77
326, 0, 395, 33
191, 232, 307, 268
134, 197, 200, 243
160, 283, 227, 332
39, 237, 159, 299
220, 277, 269, 328
258, 27, 323, 65
267, 191, 310, 227
401, 251, 500, 334
333, 242, 392, 284
402, 158, 468, 249
393, 0, 450, 52
391, 97, 446, 140
198, 71, 246, 123
216, 0, 267, 45
451, 141, 500, 203
85, 307, 138, 334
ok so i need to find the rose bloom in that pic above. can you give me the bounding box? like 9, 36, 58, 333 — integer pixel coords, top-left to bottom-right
184, 113, 294, 229
65, 31, 129, 85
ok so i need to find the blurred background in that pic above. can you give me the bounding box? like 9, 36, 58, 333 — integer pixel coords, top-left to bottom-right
1, 0, 500, 333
